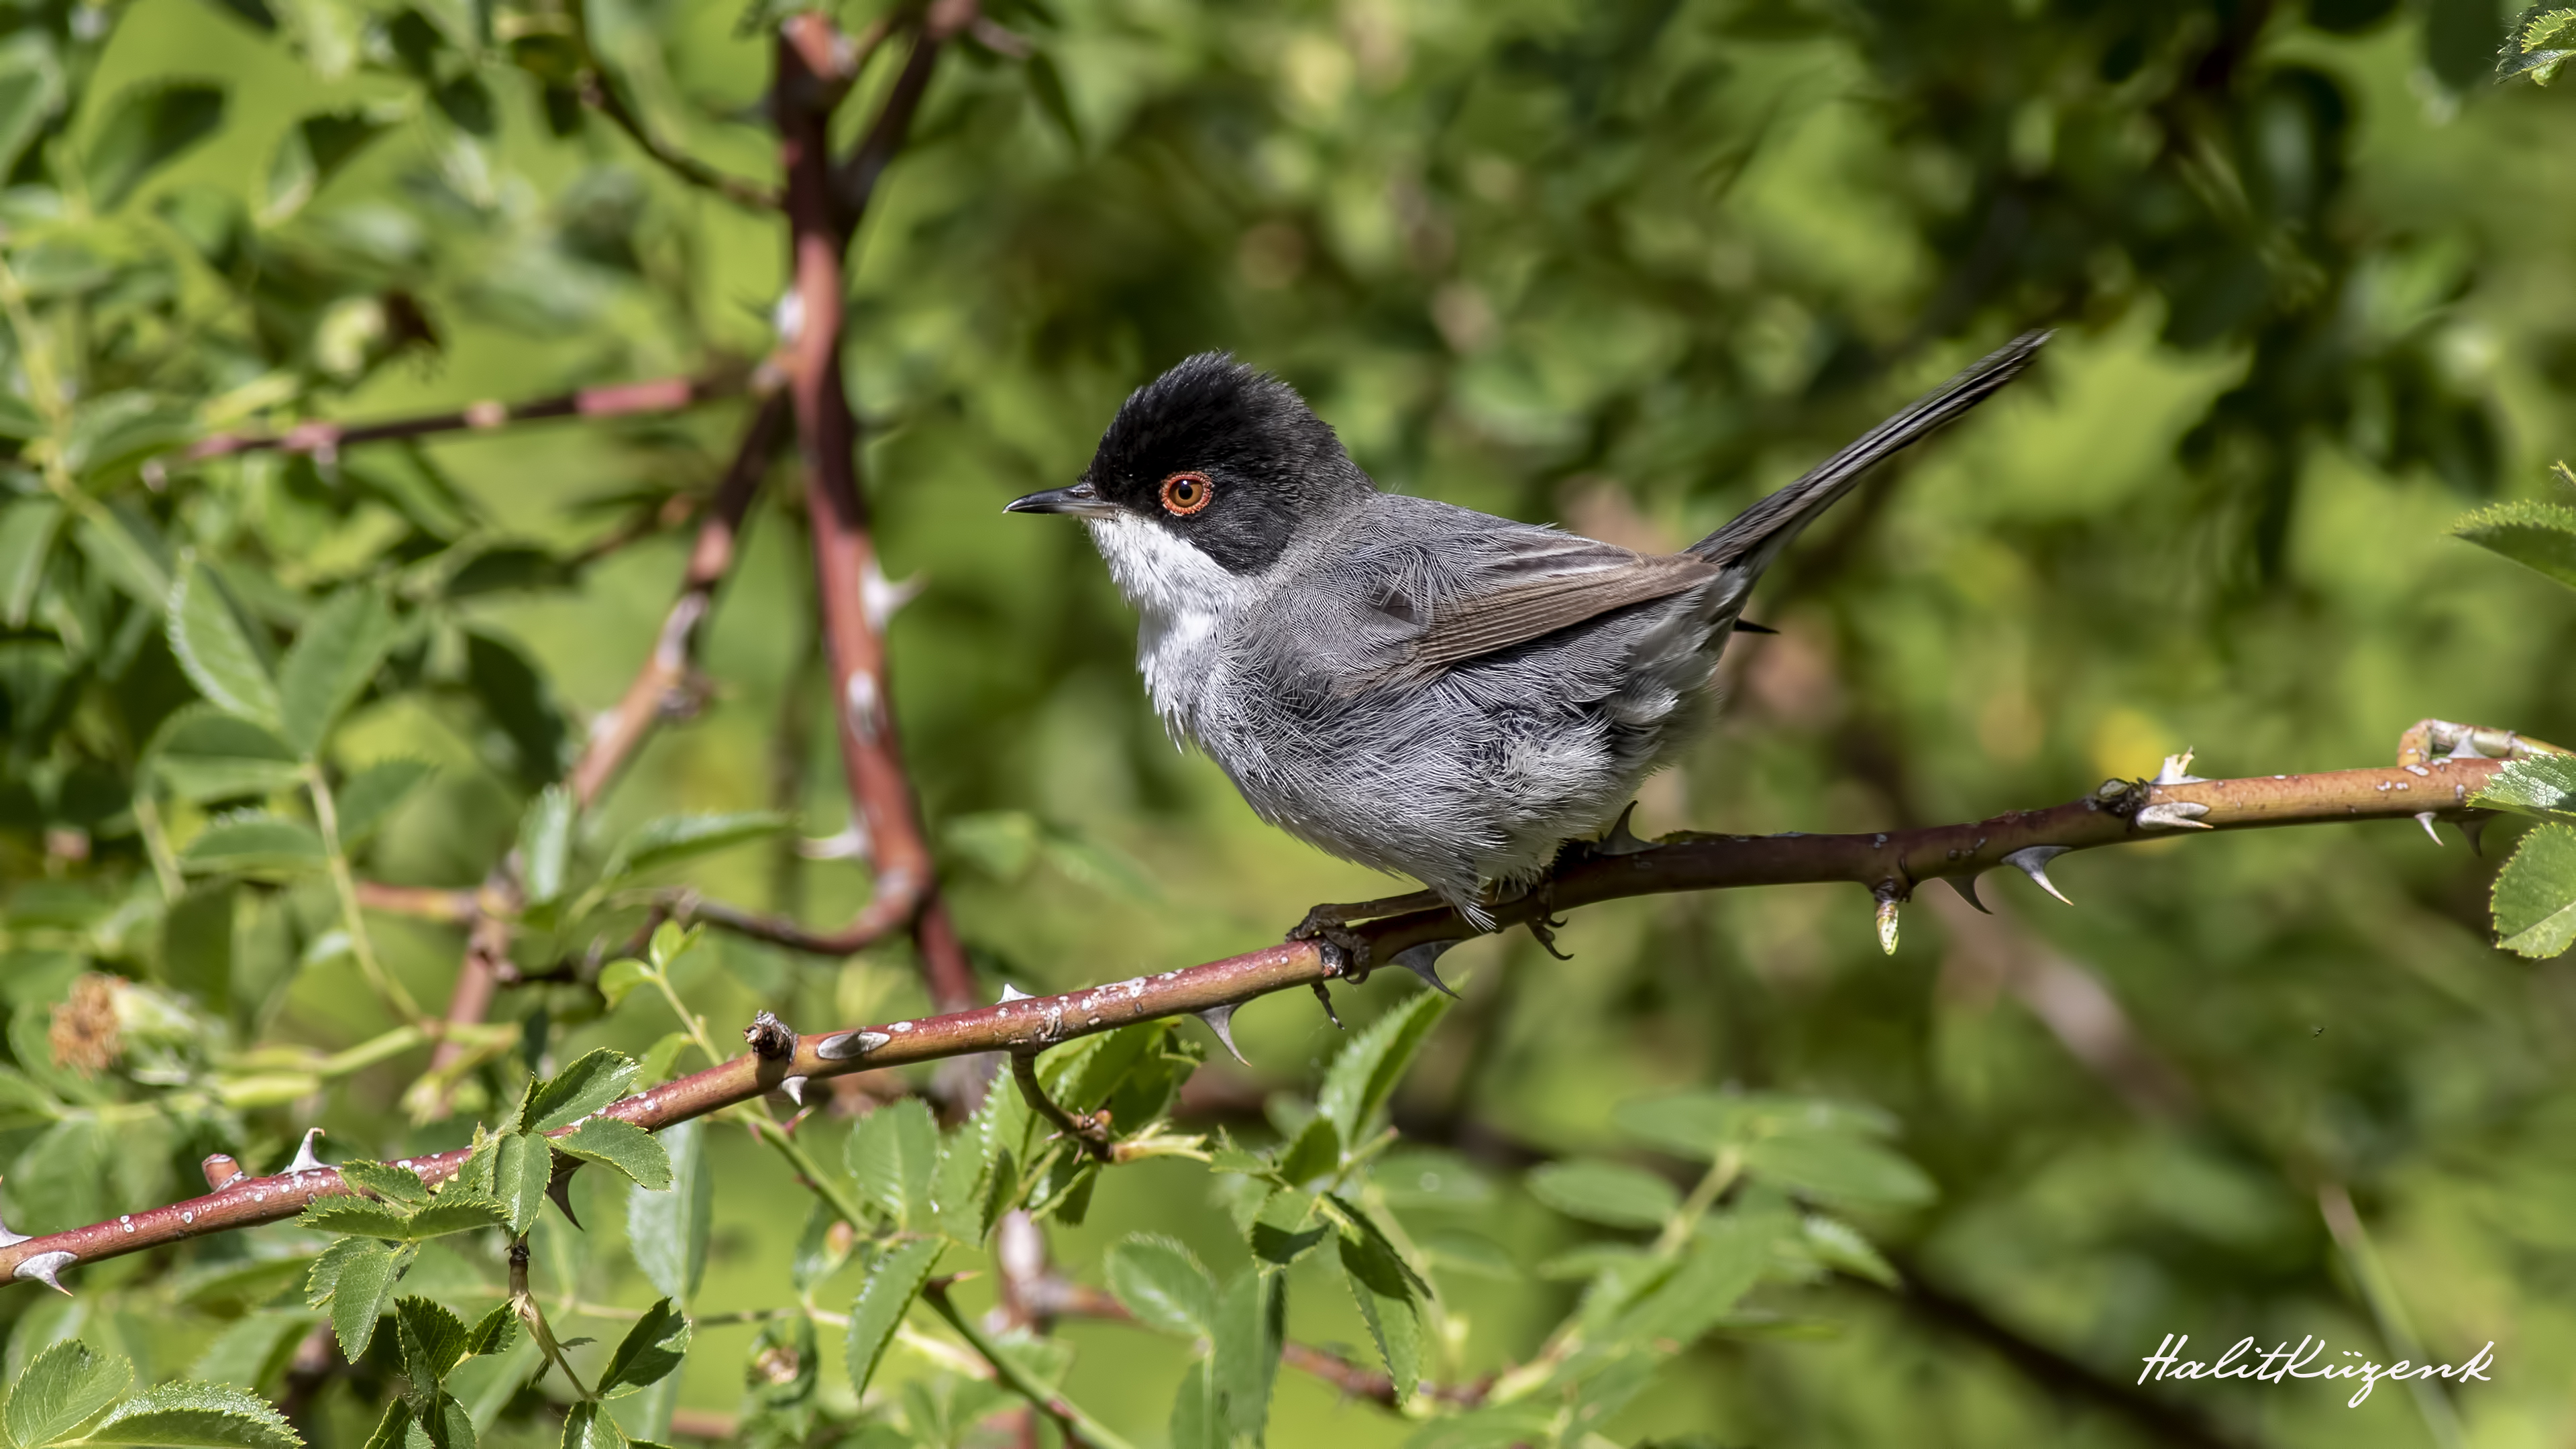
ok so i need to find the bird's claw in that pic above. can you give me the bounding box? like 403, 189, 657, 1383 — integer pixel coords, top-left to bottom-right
1287, 916, 1375, 983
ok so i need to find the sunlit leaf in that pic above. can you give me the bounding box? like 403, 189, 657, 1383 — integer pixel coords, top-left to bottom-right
6, 1339, 132, 1449
627, 1118, 710, 1303
523, 1049, 641, 1132
394, 1296, 470, 1386
1104, 1234, 1218, 1339
517, 785, 574, 908
2475, 755, 2576, 823
2493, 823, 2576, 958
595, 1299, 690, 1399
1316, 987, 1450, 1148
179, 812, 325, 877
846, 1095, 938, 1230
150, 708, 303, 802
552, 1116, 671, 1190
844, 1238, 943, 1397
2455, 498, 2576, 588
1210, 1270, 1283, 1444
83, 1382, 303, 1449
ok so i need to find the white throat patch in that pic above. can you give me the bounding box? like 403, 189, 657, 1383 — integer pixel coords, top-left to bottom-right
1083, 513, 1249, 733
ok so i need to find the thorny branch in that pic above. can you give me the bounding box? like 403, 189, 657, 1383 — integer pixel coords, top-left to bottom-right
0, 742, 2535, 1289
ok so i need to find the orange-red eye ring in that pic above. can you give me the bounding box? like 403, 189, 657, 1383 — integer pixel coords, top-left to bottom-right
1159, 471, 1214, 517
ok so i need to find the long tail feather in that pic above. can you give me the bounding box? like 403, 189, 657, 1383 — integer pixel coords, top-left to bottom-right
1688, 329, 2051, 574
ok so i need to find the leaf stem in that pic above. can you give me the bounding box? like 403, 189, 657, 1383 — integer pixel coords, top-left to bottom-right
748, 1114, 873, 1235
921, 1280, 1139, 1449
305, 764, 427, 1024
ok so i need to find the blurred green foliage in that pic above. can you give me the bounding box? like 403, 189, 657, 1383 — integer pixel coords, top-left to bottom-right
7, 0, 2576, 1445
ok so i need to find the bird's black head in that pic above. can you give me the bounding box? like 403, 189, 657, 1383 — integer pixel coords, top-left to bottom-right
1006, 353, 1375, 575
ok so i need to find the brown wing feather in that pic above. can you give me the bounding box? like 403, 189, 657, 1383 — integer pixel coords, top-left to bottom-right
1401, 550, 1720, 676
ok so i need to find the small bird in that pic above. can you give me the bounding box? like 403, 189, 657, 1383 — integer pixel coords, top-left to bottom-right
1009, 332, 2048, 953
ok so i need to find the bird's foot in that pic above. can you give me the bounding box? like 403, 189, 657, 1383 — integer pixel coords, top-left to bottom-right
1287, 890, 1444, 984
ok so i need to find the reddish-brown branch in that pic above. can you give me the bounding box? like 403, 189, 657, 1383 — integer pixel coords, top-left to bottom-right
773, 25, 979, 1010
176, 374, 733, 465
6, 753, 2513, 1289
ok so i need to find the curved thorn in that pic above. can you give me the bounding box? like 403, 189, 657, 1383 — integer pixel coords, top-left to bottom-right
546, 1155, 584, 1229
2415, 811, 2443, 845
998, 983, 1034, 1003
780, 1075, 809, 1107
2003, 845, 2074, 905
13, 1250, 75, 1295
2459, 815, 2489, 856
1393, 940, 1463, 998
815, 1029, 892, 1061
1196, 1004, 1248, 1065
1941, 873, 1992, 914
1598, 802, 1652, 856
286, 1127, 326, 1175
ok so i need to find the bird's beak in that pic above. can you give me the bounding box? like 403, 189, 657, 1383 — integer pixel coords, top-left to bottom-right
1005, 481, 1114, 518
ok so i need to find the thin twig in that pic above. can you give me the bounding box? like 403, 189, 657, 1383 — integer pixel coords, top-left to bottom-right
1010, 1053, 1112, 1162
0, 750, 2519, 1289
176, 374, 735, 466
920, 1280, 1138, 1449
565, 9, 781, 211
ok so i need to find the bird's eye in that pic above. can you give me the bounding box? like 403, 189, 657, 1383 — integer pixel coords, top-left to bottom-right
1159, 471, 1214, 517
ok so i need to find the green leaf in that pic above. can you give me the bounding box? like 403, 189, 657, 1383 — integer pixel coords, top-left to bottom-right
552, 1116, 671, 1190
462, 1303, 518, 1358
492, 1133, 549, 1235
559, 1403, 622, 1449
260, 107, 393, 223
301, 1198, 417, 1240
1339, 1226, 1421, 1403
64, 394, 193, 481
1104, 1235, 1218, 1339
84, 82, 227, 211
82, 1382, 301, 1449
336, 1159, 431, 1205
2455, 498, 2576, 588
1210, 1270, 1283, 1445
394, 1296, 471, 1386
311, 1222, 407, 1350
1248, 1190, 1328, 1267
1741, 1130, 1936, 1209
596, 960, 651, 1010
0, 37, 65, 180
1316, 987, 1451, 1148
517, 786, 574, 908
1526, 1159, 1680, 1229
168, 562, 281, 728
356, 1399, 409, 1449
931, 1110, 994, 1244
335, 759, 433, 846
523, 1049, 641, 1132
7, 1339, 132, 1449
1608, 1212, 1772, 1347
789, 1200, 854, 1293
846, 1096, 938, 1230
1275, 1114, 1340, 1186
275, 585, 396, 757
1801, 1213, 1899, 1288
627, 1118, 711, 1303
0, 496, 63, 629
2475, 755, 2576, 823
600, 812, 784, 883
150, 708, 303, 801
179, 812, 326, 877
844, 1238, 943, 1397
75, 504, 173, 603
2493, 823, 2576, 958
1167, 1360, 1220, 1449
398, 1197, 510, 1240
595, 1299, 690, 1399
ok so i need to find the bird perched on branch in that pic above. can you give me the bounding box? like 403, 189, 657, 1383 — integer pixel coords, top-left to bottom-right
1010, 332, 2049, 974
